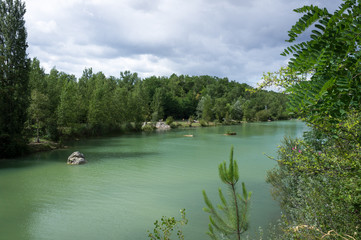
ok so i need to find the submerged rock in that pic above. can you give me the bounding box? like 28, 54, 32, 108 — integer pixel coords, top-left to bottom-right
67, 151, 87, 165
224, 132, 237, 136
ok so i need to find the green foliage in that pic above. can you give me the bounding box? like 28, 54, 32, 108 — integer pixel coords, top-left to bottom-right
203, 146, 251, 240
148, 209, 188, 240
266, 134, 360, 239
19, 59, 288, 144
0, 0, 29, 157
197, 95, 213, 122
213, 97, 230, 122
258, 66, 307, 92
188, 116, 195, 127
281, 0, 361, 132
87, 72, 115, 132
166, 116, 174, 125
242, 91, 288, 122
255, 110, 270, 122
260, 2, 361, 238
151, 88, 165, 122
199, 119, 208, 127
57, 79, 79, 128
142, 123, 155, 132
230, 100, 243, 121
28, 90, 50, 142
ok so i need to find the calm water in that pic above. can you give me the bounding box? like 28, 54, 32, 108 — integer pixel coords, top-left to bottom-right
0, 120, 307, 240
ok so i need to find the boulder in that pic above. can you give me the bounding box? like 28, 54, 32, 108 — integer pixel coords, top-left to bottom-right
155, 121, 171, 130
67, 151, 87, 165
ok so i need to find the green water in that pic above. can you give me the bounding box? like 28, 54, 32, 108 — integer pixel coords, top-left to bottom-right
0, 120, 307, 239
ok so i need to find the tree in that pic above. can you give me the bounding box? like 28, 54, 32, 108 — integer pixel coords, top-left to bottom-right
151, 88, 165, 122
280, 1, 361, 138
57, 79, 81, 137
203, 146, 251, 240
0, 0, 29, 157
87, 72, 116, 133
28, 90, 50, 143
119, 70, 140, 90
230, 99, 243, 121
29, 58, 46, 92
196, 95, 213, 122
213, 97, 229, 122
77, 68, 94, 124
43, 68, 63, 141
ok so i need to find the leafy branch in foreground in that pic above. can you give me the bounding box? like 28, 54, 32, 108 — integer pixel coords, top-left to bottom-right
148, 209, 188, 240
203, 146, 252, 240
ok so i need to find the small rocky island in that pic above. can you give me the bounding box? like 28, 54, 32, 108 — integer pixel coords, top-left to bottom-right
67, 151, 87, 165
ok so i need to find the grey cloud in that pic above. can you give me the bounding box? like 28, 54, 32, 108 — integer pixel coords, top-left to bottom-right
25, 0, 344, 85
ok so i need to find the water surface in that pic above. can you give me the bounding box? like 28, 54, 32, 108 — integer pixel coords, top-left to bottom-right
0, 120, 307, 239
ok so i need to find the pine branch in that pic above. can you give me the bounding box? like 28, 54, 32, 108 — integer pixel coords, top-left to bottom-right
203, 147, 252, 239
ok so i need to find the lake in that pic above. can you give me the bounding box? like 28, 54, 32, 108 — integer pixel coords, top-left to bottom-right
0, 120, 307, 239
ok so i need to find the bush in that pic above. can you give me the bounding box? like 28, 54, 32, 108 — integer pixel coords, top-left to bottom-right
188, 116, 194, 126
199, 119, 208, 127
151, 112, 159, 122
266, 135, 361, 239
142, 123, 155, 132
147, 209, 188, 240
255, 109, 271, 121
165, 116, 174, 125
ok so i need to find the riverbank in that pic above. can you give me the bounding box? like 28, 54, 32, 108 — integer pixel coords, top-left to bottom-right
27, 139, 63, 154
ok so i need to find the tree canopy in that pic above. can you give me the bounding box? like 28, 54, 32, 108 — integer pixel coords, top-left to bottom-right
24, 63, 288, 143
0, 0, 29, 158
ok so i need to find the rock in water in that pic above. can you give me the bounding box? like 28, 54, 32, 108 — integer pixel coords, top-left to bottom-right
67, 151, 87, 165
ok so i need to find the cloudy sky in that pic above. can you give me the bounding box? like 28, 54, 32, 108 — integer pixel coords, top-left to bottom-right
24, 0, 342, 86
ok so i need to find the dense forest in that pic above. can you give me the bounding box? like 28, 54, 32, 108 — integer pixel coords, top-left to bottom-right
26, 59, 289, 143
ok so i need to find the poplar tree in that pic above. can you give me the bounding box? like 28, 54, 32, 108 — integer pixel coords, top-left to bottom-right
203, 146, 252, 240
0, 0, 29, 157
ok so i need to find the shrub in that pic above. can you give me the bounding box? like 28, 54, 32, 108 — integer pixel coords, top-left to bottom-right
255, 110, 271, 121
266, 135, 361, 239
165, 116, 174, 125
147, 209, 188, 240
199, 119, 208, 127
188, 116, 195, 127
142, 123, 155, 132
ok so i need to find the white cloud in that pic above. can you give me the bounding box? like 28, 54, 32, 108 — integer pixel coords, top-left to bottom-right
24, 0, 343, 85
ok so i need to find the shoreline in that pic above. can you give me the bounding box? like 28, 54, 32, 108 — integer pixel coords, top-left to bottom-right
25, 120, 242, 155
27, 139, 64, 154
26, 119, 286, 155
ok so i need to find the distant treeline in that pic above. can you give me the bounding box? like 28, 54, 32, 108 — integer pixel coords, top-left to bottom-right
27, 58, 289, 141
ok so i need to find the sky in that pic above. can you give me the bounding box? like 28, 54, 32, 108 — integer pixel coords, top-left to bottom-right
24, 0, 342, 86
